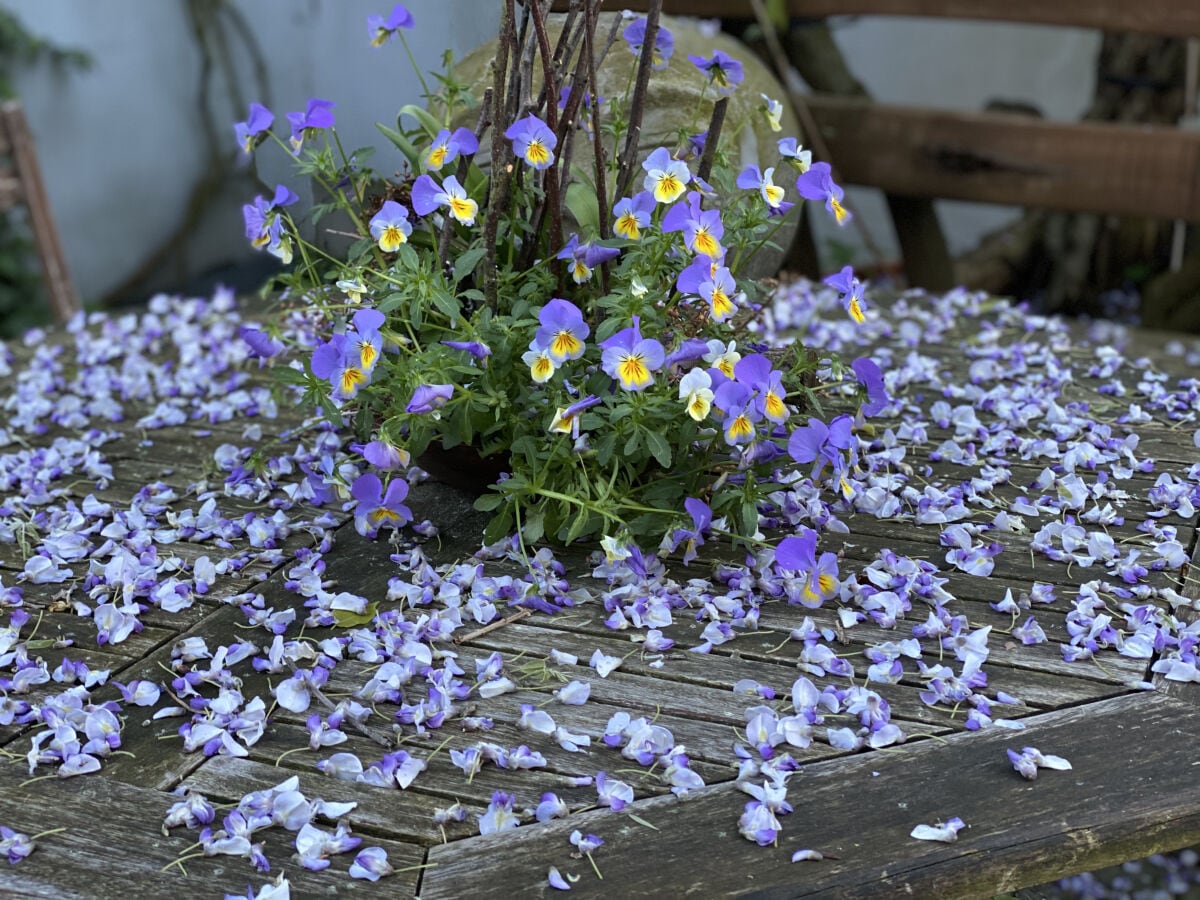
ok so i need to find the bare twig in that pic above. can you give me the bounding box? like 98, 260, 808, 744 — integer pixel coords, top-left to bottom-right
696, 97, 728, 184
529, 1, 563, 268
484, 0, 517, 308
453, 607, 533, 644
746, 0, 886, 270
584, 0, 611, 293
288, 661, 393, 748
614, 0, 662, 201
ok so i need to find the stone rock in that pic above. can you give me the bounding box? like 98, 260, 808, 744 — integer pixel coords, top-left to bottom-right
448, 13, 801, 278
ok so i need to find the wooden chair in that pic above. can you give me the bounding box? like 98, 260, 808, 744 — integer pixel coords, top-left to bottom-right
555, 1, 1200, 290
0, 99, 80, 324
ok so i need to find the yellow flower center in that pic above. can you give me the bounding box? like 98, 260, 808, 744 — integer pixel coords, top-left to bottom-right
525, 140, 551, 167
339, 367, 366, 396
686, 393, 711, 422
427, 145, 449, 169
616, 213, 641, 240
358, 339, 379, 372
831, 198, 849, 225
727, 414, 755, 442
693, 228, 720, 259
848, 296, 865, 324
551, 331, 582, 360
448, 196, 478, 225
653, 174, 684, 204
709, 289, 734, 321
530, 355, 556, 383
617, 354, 652, 389
379, 225, 407, 253
764, 184, 785, 207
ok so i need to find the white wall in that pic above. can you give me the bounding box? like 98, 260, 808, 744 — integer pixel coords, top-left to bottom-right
7, 5, 1100, 301
807, 16, 1101, 267
9, 0, 500, 304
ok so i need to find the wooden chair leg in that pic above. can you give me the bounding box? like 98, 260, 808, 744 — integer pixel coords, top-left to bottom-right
1, 100, 80, 324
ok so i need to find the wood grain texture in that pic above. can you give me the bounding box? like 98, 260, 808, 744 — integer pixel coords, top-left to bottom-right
423, 692, 1200, 899
568, 1, 1200, 38
805, 96, 1200, 222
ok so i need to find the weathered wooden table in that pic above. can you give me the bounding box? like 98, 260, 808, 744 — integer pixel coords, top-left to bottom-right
0, 288, 1196, 899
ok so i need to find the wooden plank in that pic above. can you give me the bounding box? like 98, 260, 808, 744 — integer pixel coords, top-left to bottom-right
805, 96, 1200, 222
554, 1, 1200, 37
422, 692, 1200, 899
0, 757, 424, 899
1, 101, 80, 324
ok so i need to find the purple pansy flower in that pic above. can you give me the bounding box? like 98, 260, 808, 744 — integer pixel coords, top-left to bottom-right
824, 265, 867, 324
505, 115, 557, 170
642, 146, 691, 205
556, 234, 620, 284
287, 98, 336, 154
425, 127, 479, 170
851, 356, 889, 415
612, 191, 655, 240
405, 383, 454, 414
622, 17, 674, 69
661, 191, 723, 259
368, 4, 414, 46
234, 102, 274, 154
736, 165, 792, 214
796, 161, 850, 225
713, 380, 761, 446
687, 49, 744, 93
239, 326, 283, 359
600, 316, 665, 391
536, 298, 590, 363
411, 174, 477, 225
351, 473, 412, 537
368, 200, 412, 252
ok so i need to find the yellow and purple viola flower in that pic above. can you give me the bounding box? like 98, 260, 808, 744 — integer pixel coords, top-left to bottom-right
548, 394, 601, 439
851, 356, 890, 416
425, 127, 479, 170
556, 235, 620, 284
823, 265, 868, 324
687, 49, 744, 94
522, 343, 558, 383
788, 414, 856, 477
286, 98, 336, 155
368, 200, 412, 252
505, 115, 557, 170
243, 184, 299, 262
558, 87, 603, 136
405, 383, 454, 414
699, 265, 738, 323
234, 102, 273, 155
677, 368, 714, 422
703, 339, 740, 379
713, 380, 761, 446
736, 165, 792, 216
535, 298, 589, 363
311, 335, 369, 401
347, 307, 386, 373
622, 16, 674, 70
795, 161, 850, 225
350, 473, 412, 537
368, 4, 414, 47
411, 173, 478, 225
662, 191, 724, 259
441, 339, 491, 364
612, 191, 655, 240
664, 497, 713, 566
778, 137, 812, 173
760, 94, 784, 132
600, 316, 665, 391
735, 353, 789, 424
360, 437, 410, 470
641, 147, 691, 205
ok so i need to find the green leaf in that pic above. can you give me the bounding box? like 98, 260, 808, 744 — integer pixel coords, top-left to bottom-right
430, 289, 461, 324
740, 501, 759, 538
378, 292, 407, 314
564, 181, 600, 235
521, 508, 545, 544
271, 367, 310, 386
474, 491, 505, 512
332, 602, 379, 629
398, 104, 442, 140
375, 123, 419, 169
454, 246, 487, 284
623, 431, 642, 457
644, 430, 672, 469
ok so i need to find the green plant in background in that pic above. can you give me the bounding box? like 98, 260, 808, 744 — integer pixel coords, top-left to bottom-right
0, 4, 89, 336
